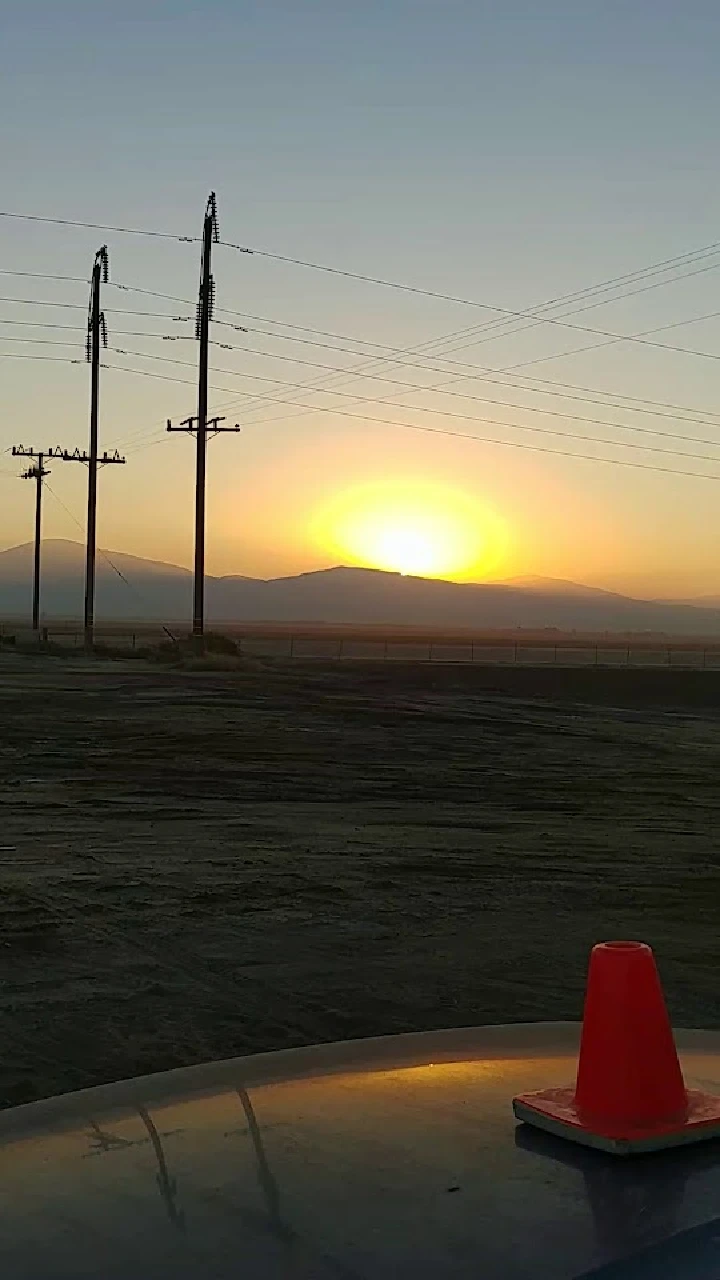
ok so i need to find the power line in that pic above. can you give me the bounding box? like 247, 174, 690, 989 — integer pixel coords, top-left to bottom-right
112, 237, 720, 358
202, 336, 720, 451
0, 295, 192, 321
0, 317, 96, 331
497, 310, 720, 375
211, 300, 720, 435
0, 319, 189, 340
43, 483, 83, 530
228, 288, 720, 432
5, 214, 719, 480
416, 253, 720, 358
14, 342, 713, 478
6, 206, 720, 305
217, 240, 720, 359
103, 359, 196, 387
227, 326, 720, 434
396, 256, 720, 364
211, 252, 720, 349
0, 295, 87, 312
0, 210, 196, 242
207, 257, 717, 417
111, 281, 195, 306
0, 268, 88, 284
0, 335, 82, 349
7, 216, 720, 439
213, 242, 720, 428
109, 344, 720, 464
102, 348, 720, 472
0, 351, 84, 365
210, 308, 720, 425
43, 482, 176, 638
94, 357, 720, 483
232, 298, 720, 372
5, 208, 720, 355
90, 297, 720, 450
422, 323, 720, 415
184, 383, 720, 482
88, 353, 716, 482
7, 209, 720, 407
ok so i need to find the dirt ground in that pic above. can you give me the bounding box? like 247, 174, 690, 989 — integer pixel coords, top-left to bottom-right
1, 651, 720, 1109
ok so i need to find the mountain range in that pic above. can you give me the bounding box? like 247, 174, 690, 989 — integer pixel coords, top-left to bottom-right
1, 539, 720, 636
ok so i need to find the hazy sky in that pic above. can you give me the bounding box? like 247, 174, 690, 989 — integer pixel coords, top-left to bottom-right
2, 1, 720, 597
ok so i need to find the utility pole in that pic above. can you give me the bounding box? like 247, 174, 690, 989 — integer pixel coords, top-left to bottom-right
47, 446, 126, 636
85, 245, 109, 652
194, 193, 215, 639
12, 446, 50, 632
167, 193, 240, 643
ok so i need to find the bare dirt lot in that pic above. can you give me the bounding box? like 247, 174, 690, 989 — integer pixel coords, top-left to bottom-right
1, 652, 720, 1109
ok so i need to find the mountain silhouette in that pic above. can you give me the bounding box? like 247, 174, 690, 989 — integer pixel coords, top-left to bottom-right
1, 539, 720, 635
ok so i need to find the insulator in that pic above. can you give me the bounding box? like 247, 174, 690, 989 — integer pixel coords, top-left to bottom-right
195, 302, 202, 340
100, 314, 108, 348
208, 192, 219, 242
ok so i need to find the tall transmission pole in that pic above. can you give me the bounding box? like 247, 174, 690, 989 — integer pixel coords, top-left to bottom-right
195, 193, 215, 639
167, 193, 240, 642
85, 245, 109, 651
12, 446, 50, 632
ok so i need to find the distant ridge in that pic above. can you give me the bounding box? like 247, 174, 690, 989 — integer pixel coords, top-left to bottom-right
499, 574, 627, 599
1, 539, 720, 635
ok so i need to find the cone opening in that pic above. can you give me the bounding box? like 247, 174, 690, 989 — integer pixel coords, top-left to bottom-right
599, 940, 647, 951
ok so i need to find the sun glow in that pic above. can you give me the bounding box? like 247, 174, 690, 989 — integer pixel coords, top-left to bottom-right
310, 481, 509, 580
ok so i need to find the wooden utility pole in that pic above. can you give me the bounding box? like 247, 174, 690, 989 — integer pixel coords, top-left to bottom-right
12, 446, 50, 631
167, 193, 240, 642
85, 245, 109, 651
47, 444, 126, 633
194, 195, 214, 639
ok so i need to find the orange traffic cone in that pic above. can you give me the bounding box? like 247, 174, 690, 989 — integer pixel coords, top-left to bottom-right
513, 940, 720, 1154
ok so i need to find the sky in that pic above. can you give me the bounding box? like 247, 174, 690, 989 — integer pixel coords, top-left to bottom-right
2, 1, 720, 598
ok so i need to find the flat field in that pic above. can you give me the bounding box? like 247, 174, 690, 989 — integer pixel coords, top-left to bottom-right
1, 651, 720, 1108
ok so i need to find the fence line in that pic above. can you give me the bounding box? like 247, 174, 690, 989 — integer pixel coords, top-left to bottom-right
2, 623, 720, 669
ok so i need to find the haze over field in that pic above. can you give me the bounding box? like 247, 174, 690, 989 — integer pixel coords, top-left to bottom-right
3, 538, 720, 635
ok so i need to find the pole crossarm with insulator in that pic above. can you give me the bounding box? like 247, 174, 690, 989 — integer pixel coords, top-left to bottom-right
11, 445, 51, 631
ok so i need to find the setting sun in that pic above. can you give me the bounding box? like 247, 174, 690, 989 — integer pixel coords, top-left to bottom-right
310, 481, 510, 581
370, 524, 444, 576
